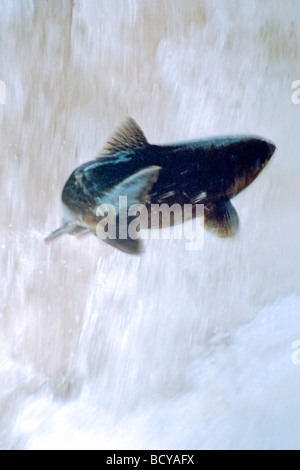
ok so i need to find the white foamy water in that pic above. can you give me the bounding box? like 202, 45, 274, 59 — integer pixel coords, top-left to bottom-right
0, 0, 299, 450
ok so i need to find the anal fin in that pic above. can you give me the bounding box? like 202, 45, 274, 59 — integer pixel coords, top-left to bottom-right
204, 199, 239, 238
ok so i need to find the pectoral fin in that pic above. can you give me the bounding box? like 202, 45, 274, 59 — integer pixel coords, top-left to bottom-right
97, 214, 144, 255
105, 165, 161, 208
204, 199, 239, 238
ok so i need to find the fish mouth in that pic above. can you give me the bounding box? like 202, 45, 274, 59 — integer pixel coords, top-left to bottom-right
267, 141, 276, 157
259, 139, 276, 170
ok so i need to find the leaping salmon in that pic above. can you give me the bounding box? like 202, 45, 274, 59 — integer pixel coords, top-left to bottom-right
45, 117, 276, 254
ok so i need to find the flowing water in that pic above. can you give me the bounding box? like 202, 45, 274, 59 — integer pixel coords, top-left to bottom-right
0, 0, 300, 450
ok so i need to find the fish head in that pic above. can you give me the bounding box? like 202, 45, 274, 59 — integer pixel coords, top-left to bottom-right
228, 137, 276, 197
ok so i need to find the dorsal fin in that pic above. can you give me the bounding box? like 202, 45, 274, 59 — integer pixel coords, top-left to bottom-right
97, 117, 149, 159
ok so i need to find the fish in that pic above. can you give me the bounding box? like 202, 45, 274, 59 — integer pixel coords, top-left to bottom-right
45, 117, 276, 254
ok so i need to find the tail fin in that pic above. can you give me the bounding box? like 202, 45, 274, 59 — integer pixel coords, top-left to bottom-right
44, 221, 89, 243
